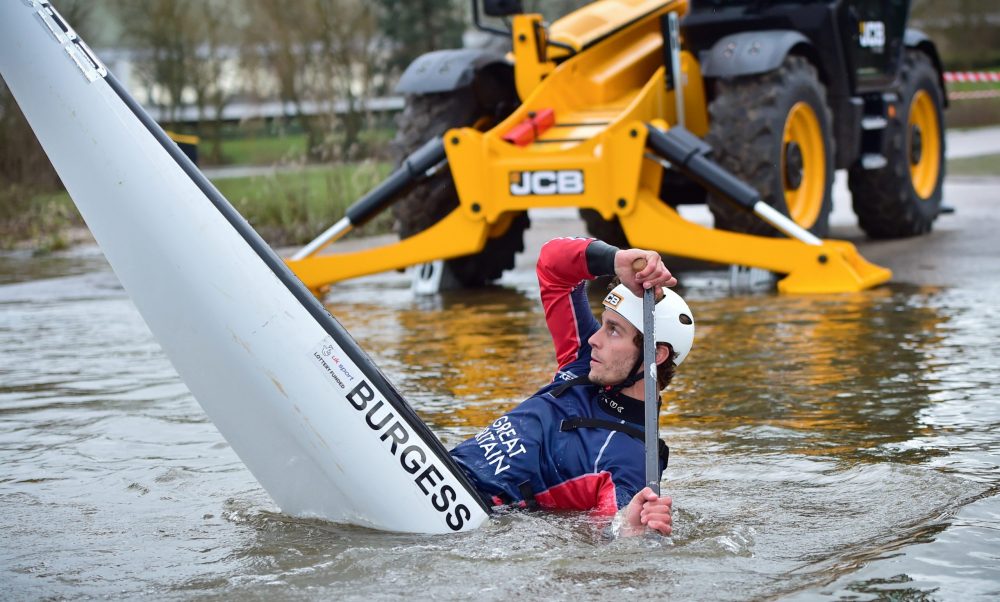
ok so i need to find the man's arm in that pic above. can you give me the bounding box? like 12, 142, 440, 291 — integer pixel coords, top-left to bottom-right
536, 238, 678, 371
536, 237, 618, 371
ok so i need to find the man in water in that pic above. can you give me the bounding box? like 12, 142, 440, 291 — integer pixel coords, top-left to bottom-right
451, 237, 694, 536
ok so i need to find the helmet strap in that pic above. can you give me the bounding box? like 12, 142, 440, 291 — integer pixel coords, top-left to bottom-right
609, 354, 645, 395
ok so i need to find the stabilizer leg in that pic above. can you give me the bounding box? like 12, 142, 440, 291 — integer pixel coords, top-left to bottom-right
619, 191, 890, 294
287, 209, 491, 292
293, 138, 447, 260
635, 125, 890, 293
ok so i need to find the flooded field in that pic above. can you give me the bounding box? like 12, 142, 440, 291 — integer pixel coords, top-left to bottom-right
2, 209, 999, 602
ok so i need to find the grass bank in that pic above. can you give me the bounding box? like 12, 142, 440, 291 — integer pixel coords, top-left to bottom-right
947, 98, 1000, 129
947, 153, 1000, 177
0, 161, 394, 253
0, 185, 85, 253
215, 161, 394, 246
191, 128, 395, 167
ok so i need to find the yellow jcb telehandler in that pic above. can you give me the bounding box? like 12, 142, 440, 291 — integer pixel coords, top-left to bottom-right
287, 0, 946, 294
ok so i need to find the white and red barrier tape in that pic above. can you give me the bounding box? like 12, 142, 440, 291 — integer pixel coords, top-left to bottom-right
943, 72, 1000, 100
944, 71, 1000, 83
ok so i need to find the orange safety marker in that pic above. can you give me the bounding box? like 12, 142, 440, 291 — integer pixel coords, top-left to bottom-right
502, 108, 556, 146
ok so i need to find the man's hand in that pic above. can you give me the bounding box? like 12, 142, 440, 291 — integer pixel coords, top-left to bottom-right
614, 249, 677, 297
621, 487, 673, 536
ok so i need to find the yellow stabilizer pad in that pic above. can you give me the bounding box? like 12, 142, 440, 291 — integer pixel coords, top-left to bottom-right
776, 240, 892, 294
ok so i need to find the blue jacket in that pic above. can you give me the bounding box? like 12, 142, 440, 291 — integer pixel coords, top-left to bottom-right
450, 238, 665, 514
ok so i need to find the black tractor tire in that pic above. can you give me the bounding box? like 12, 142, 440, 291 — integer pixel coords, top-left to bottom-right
705, 55, 835, 238
579, 210, 630, 249
391, 72, 525, 287
579, 170, 705, 248
848, 51, 946, 238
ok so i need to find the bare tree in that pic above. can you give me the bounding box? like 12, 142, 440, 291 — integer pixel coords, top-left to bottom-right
109, 0, 244, 162
186, 1, 242, 163
243, 0, 329, 159
110, 0, 196, 125
314, 0, 386, 159
242, 0, 391, 161
912, 0, 1000, 69
375, 0, 465, 81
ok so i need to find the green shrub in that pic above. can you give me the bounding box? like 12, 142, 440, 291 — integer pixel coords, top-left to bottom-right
0, 186, 82, 252
213, 162, 394, 246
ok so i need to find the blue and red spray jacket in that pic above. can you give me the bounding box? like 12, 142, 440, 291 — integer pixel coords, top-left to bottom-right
450, 237, 666, 514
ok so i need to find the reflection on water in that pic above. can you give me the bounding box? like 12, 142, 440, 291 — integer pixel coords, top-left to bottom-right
329, 285, 553, 433
671, 287, 954, 463
2, 248, 999, 600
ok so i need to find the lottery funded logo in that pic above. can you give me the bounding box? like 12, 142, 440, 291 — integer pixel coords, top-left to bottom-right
311, 338, 356, 390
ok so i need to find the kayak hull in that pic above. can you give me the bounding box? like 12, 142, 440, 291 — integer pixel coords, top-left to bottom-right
0, 0, 489, 534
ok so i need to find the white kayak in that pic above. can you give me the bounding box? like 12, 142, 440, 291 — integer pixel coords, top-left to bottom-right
0, 0, 490, 534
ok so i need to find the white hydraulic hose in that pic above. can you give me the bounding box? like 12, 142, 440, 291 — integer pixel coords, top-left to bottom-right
752, 202, 823, 245
291, 217, 353, 260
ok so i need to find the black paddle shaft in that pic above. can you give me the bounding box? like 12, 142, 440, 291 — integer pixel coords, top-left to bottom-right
632, 258, 660, 496
643, 286, 658, 495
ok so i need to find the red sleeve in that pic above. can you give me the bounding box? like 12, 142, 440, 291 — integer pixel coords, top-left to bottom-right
536, 238, 601, 371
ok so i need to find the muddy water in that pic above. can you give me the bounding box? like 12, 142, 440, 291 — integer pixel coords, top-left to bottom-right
2, 246, 999, 600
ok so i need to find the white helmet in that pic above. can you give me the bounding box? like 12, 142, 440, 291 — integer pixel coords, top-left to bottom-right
602, 284, 695, 366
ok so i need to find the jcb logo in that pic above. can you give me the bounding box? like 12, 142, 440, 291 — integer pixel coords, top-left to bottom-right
509, 170, 584, 196
858, 21, 885, 49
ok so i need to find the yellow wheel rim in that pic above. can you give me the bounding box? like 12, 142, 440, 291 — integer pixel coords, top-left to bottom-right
781, 101, 826, 228
908, 89, 942, 200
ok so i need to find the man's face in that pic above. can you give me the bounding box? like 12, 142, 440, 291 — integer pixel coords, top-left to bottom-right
587, 310, 641, 386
